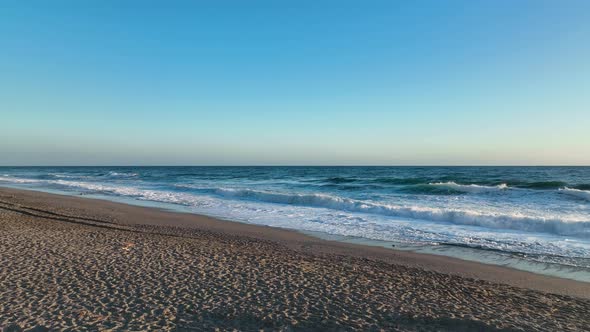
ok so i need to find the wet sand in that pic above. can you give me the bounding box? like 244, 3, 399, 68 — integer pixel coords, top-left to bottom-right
1, 187, 589, 331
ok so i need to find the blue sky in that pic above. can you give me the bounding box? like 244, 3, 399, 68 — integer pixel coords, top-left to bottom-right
1, 0, 589, 165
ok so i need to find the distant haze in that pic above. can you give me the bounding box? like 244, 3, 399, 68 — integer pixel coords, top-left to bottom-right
1, 1, 589, 165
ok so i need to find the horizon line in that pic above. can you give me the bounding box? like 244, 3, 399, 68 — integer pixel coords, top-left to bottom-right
1, 165, 589, 168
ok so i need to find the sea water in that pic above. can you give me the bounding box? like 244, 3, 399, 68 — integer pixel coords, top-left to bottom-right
1, 166, 589, 281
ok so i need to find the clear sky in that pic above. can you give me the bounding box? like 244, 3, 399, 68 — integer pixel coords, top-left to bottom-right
1, 0, 589, 165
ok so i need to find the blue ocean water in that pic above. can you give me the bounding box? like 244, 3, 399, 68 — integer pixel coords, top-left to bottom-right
2, 166, 590, 279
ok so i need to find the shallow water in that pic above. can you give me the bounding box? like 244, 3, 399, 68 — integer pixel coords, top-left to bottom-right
1, 166, 589, 281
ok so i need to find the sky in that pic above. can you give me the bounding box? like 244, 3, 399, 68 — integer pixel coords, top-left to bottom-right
1, 0, 589, 166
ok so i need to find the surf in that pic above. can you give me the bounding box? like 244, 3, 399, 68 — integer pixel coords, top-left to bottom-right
560, 187, 590, 201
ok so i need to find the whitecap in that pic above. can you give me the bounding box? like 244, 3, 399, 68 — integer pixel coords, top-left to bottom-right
428, 181, 508, 193
559, 187, 590, 201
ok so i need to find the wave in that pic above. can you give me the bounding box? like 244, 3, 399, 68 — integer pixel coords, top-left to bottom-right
0, 177, 191, 205
372, 177, 430, 185
492, 181, 590, 190
573, 184, 590, 191
559, 187, 590, 201
3, 176, 589, 238
0, 176, 42, 184
49, 173, 79, 179
514, 181, 568, 189
428, 182, 508, 193
107, 171, 138, 177
399, 184, 465, 195
277, 174, 590, 194
207, 187, 589, 237
324, 177, 358, 184
49, 180, 200, 206
319, 184, 383, 191
438, 241, 590, 267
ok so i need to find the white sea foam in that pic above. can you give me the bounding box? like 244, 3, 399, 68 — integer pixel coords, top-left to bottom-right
49, 180, 182, 202
559, 187, 590, 201
2, 176, 589, 238
429, 181, 508, 193
207, 187, 588, 237
49, 173, 78, 178
0, 177, 42, 184
108, 171, 138, 177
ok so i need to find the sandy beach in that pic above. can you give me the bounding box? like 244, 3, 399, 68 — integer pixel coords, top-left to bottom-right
1, 187, 589, 331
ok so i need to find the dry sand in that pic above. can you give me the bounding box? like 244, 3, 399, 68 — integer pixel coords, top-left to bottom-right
0, 187, 589, 331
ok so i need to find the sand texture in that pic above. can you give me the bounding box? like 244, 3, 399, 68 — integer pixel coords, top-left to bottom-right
0, 187, 589, 331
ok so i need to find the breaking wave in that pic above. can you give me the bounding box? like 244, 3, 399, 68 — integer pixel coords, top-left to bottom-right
107, 171, 138, 177
0, 176, 42, 184
2, 176, 589, 238
560, 187, 590, 201
428, 182, 508, 193
204, 187, 588, 237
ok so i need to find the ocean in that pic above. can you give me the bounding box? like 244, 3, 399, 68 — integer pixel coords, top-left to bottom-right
1, 166, 589, 281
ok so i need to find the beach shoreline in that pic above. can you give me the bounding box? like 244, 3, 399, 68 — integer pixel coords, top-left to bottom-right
1, 186, 589, 330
